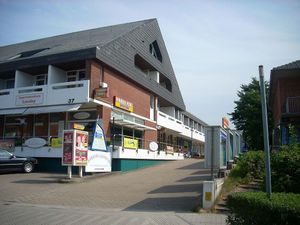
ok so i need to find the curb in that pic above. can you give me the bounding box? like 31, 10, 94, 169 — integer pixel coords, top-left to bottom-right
58, 171, 121, 183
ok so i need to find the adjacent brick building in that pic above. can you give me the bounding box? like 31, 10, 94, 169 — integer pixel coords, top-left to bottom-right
270, 60, 300, 146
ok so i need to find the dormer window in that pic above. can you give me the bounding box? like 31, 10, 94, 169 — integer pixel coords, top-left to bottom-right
7, 48, 50, 60
149, 41, 162, 62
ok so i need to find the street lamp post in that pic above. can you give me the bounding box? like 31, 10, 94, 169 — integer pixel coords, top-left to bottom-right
190, 125, 193, 156
259, 65, 272, 199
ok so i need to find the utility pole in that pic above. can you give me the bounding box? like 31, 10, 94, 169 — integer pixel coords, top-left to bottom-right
259, 65, 272, 199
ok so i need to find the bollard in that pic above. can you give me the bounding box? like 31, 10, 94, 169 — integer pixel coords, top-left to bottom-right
203, 181, 216, 209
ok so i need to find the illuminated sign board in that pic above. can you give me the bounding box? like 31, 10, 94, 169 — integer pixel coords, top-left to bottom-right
114, 96, 133, 112
222, 117, 230, 129
73, 123, 85, 130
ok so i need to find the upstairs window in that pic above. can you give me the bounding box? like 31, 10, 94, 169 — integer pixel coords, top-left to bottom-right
149, 41, 162, 62
35, 74, 47, 86
5, 79, 15, 89
66, 70, 86, 82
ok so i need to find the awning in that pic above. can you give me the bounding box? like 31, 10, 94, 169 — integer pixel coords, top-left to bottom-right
22, 104, 81, 115
113, 119, 156, 131
0, 108, 27, 115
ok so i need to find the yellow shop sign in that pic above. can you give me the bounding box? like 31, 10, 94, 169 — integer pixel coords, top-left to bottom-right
114, 96, 134, 112
123, 137, 138, 149
51, 138, 63, 148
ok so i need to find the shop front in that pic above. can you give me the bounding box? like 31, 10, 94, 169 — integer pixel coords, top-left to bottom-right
0, 105, 112, 172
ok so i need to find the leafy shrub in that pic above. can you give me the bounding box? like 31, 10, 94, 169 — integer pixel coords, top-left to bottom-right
232, 151, 265, 180
227, 192, 300, 225
271, 144, 300, 193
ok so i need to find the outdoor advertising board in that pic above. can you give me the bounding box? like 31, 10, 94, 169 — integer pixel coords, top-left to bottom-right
85, 119, 111, 172
62, 130, 88, 166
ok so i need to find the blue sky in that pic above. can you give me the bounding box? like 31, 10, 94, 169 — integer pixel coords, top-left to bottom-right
1, 0, 300, 126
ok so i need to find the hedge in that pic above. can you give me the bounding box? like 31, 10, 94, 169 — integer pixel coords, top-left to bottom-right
271, 145, 300, 193
226, 192, 300, 225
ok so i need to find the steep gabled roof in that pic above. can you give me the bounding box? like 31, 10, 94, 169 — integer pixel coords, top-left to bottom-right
0, 19, 186, 110
0, 19, 149, 61
272, 60, 300, 71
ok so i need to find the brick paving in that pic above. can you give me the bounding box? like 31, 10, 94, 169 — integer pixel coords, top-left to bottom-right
0, 159, 226, 224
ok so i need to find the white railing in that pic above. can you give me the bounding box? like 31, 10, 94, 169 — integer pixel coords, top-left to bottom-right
157, 111, 183, 133
48, 80, 89, 105
0, 89, 15, 109
285, 96, 300, 114
157, 111, 205, 142
0, 80, 89, 109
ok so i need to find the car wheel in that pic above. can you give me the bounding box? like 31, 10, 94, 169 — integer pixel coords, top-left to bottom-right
23, 162, 34, 173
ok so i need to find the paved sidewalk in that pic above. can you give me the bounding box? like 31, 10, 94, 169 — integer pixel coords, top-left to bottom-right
0, 159, 227, 224
0, 202, 227, 225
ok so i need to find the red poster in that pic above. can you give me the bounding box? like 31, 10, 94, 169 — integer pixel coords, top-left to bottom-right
75, 131, 88, 165
62, 131, 74, 165
75, 148, 88, 165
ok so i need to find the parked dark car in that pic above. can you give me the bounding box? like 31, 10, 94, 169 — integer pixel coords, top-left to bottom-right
0, 149, 38, 173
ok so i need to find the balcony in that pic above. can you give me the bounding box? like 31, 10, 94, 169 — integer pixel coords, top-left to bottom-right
157, 111, 183, 133
157, 111, 205, 142
284, 96, 300, 114
0, 80, 89, 111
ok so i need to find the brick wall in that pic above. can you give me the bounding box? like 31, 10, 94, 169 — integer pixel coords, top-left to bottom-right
273, 77, 300, 126
86, 59, 101, 97
87, 61, 158, 143
103, 66, 151, 118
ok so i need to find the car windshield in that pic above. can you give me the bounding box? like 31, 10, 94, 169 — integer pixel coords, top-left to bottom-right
0, 149, 13, 158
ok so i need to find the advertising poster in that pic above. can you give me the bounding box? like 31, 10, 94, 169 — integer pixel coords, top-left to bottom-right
166, 145, 174, 155
123, 137, 138, 149
51, 138, 62, 148
91, 120, 107, 151
0, 139, 15, 152
62, 131, 74, 165
75, 148, 88, 165
75, 131, 88, 166
85, 150, 112, 172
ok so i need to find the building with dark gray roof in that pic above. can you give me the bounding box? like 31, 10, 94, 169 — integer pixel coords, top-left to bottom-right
0, 19, 207, 172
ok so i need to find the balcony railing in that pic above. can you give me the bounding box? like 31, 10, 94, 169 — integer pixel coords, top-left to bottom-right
111, 134, 184, 153
0, 80, 89, 109
157, 111, 205, 142
157, 111, 183, 133
284, 96, 300, 114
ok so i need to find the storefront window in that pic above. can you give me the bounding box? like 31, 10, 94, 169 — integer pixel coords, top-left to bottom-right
67, 110, 98, 148
4, 116, 33, 146
50, 113, 65, 138
110, 124, 144, 149
34, 114, 48, 141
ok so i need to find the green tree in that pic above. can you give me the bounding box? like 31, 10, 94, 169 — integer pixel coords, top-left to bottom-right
229, 77, 273, 150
